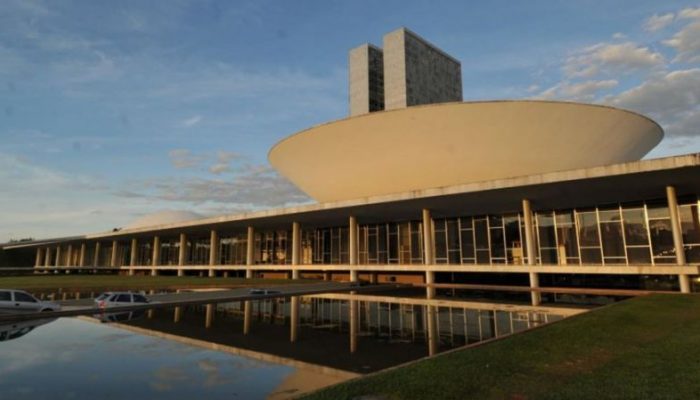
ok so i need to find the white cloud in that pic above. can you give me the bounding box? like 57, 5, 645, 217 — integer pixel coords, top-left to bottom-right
664, 20, 700, 63
537, 79, 618, 101
612, 32, 627, 40
607, 68, 700, 116
119, 163, 309, 208
607, 68, 700, 137
181, 115, 202, 127
168, 149, 202, 169
644, 13, 675, 32
678, 7, 700, 20
209, 163, 230, 174
564, 42, 665, 78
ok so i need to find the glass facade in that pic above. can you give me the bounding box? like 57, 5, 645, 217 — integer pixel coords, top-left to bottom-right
92, 198, 700, 268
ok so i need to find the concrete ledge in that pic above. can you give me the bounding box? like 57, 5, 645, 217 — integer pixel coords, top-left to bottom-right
112, 263, 700, 275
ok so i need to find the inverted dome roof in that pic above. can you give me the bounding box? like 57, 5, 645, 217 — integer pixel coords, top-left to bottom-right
269, 100, 663, 202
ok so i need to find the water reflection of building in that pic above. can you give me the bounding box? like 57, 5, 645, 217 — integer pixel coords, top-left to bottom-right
2, 28, 700, 299
100, 294, 580, 372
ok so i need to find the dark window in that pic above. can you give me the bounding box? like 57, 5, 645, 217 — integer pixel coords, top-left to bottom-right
116, 294, 131, 302
623, 209, 649, 246
132, 294, 148, 303
14, 292, 37, 303
0, 291, 10, 301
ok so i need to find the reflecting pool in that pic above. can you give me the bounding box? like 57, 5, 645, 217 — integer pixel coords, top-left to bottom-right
0, 317, 346, 399
0, 292, 585, 399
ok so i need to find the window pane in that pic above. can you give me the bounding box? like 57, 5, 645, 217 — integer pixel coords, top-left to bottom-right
581, 248, 602, 264
460, 229, 474, 259
474, 219, 488, 249
623, 209, 649, 246
685, 245, 700, 263
537, 213, 556, 248
577, 212, 600, 246
555, 211, 574, 226
0, 291, 10, 301
490, 228, 505, 259
598, 209, 621, 223
601, 222, 625, 257
557, 225, 579, 258
14, 292, 37, 302
647, 206, 669, 219
649, 219, 675, 258
680, 205, 700, 245
627, 247, 651, 264
540, 248, 557, 264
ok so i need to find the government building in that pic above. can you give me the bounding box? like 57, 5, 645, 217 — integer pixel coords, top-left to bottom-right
2, 28, 699, 303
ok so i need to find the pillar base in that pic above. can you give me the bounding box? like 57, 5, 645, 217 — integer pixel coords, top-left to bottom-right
679, 274, 691, 294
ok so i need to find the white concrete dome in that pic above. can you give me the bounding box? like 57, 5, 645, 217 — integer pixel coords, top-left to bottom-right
269, 100, 663, 202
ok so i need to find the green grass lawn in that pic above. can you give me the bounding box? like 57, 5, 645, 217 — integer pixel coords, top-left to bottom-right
0, 274, 313, 290
304, 294, 700, 400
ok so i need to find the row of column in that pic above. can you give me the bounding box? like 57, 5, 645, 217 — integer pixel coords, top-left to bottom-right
34, 186, 693, 296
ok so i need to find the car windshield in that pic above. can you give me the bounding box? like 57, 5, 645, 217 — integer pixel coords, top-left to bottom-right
96, 293, 111, 300
14, 292, 37, 303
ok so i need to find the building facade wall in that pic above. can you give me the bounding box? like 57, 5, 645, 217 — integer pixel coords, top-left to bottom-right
349, 44, 384, 116
383, 28, 462, 110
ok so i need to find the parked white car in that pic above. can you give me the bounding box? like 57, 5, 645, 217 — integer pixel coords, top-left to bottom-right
0, 289, 62, 313
94, 292, 150, 309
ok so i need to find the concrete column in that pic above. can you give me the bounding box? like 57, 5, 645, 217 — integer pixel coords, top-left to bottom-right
66, 245, 73, 266
174, 306, 182, 323
209, 230, 219, 277
422, 209, 435, 299
349, 299, 358, 353
128, 239, 137, 276
205, 304, 214, 328
667, 186, 690, 293
44, 247, 51, 267
349, 216, 358, 282
130, 239, 138, 266
523, 199, 541, 306
529, 272, 541, 306
93, 242, 101, 267
110, 240, 119, 267
290, 296, 299, 342
79, 243, 86, 267
246, 226, 254, 279
177, 233, 187, 277
425, 269, 435, 299
35, 248, 43, 267
680, 275, 691, 294
522, 199, 537, 266
426, 305, 438, 356
55, 246, 61, 267
152, 236, 160, 267
291, 222, 301, 279
243, 300, 252, 335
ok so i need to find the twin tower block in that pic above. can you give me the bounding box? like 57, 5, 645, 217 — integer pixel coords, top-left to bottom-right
349, 27, 463, 116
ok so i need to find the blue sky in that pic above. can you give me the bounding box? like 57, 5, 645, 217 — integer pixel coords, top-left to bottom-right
2, 0, 700, 241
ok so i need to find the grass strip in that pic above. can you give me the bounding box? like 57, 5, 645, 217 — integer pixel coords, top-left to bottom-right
304, 294, 700, 400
